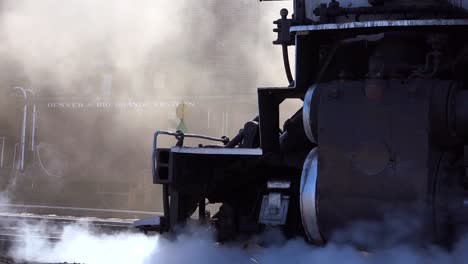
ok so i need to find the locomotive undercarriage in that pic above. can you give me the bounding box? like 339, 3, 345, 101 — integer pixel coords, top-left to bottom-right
135, 3, 468, 246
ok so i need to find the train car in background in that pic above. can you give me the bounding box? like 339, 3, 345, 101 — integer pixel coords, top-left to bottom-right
0, 0, 285, 219
0, 87, 257, 219
0, 91, 22, 189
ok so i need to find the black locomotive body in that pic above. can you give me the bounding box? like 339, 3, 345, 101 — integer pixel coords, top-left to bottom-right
140, 0, 468, 245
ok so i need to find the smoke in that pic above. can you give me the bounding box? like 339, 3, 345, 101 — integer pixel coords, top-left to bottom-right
0, 0, 293, 215
10, 223, 157, 264
7, 219, 468, 264
0, 187, 464, 264
3, 1, 468, 263
0, 0, 289, 95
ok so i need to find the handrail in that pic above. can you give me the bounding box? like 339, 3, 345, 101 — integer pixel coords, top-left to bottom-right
36, 144, 62, 178
25, 89, 37, 152
152, 130, 229, 180
12, 143, 18, 170
10, 87, 36, 171
11, 87, 29, 171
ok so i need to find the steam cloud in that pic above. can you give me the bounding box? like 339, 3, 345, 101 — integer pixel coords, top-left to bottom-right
1, 191, 466, 264
3, 1, 467, 264
0, 0, 294, 215
7, 220, 468, 264
0, 0, 289, 95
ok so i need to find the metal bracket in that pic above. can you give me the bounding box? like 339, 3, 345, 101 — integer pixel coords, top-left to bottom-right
259, 180, 291, 225
259, 193, 290, 225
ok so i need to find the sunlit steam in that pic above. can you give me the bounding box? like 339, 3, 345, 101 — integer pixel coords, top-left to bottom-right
1, 190, 467, 264
6, 219, 468, 264
3, 1, 467, 264
0, 0, 293, 216
0, 0, 289, 94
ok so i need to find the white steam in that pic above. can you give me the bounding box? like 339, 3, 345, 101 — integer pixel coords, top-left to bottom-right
0, 0, 290, 95
6, 220, 468, 264
3, 1, 468, 264
11, 223, 158, 264
0, 0, 293, 215
1, 190, 466, 263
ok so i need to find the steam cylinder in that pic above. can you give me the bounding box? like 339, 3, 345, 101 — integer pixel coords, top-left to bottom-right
301, 80, 466, 244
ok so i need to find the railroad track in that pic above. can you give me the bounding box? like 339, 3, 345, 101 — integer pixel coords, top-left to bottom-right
0, 212, 137, 243
0, 255, 81, 264
0, 212, 145, 264
0, 212, 134, 229
0, 204, 164, 263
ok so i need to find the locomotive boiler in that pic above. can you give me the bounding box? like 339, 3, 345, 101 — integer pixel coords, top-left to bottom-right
135, 0, 468, 245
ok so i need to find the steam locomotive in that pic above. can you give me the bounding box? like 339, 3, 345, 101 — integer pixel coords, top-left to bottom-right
135, 0, 468, 246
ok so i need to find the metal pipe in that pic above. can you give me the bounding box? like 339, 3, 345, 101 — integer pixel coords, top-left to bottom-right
0, 137, 4, 168
12, 143, 18, 170
24, 89, 36, 152
225, 115, 259, 148
225, 130, 244, 148
30, 104, 37, 151
282, 44, 294, 85
11, 87, 28, 172
36, 144, 62, 178
19, 104, 27, 171
153, 130, 229, 147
